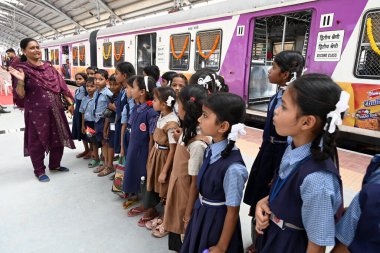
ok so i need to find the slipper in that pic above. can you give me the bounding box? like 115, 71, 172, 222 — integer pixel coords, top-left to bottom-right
145, 217, 163, 230
88, 159, 100, 168
127, 207, 145, 217
49, 166, 69, 172
123, 199, 138, 209
137, 214, 158, 227
37, 174, 50, 182
152, 223, 169, 238
93, 165, 105, 173
98, 166, 115, 177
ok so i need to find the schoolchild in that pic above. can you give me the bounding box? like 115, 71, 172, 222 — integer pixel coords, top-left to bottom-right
161, 71, 177, 87
114, 62, 136, 156
170, 73, 188, 114
143, 65, 161, 87
120, 76, 136, 159
72, 72, 91, 159
333, 154, 380, 253
163, 85, 209, 252
189, 69, 228, 94
123, 76, 158, 219
93, 69, 113, 173
86, 66, 97, 78
255, 74, 348, 253
243, 50, 304, 253
181, 92, 248, 253
98, 74, 121, 177
144, 87, 180, 236
79, 77, 99, 167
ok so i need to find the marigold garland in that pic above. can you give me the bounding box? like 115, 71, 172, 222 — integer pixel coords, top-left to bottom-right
366, 18, 380, 56
55, 50, 59, 63
170, 36, 189, 60
72, 48, 78, 60
50, 50, 54, 61
103, 44, 112, 60
196, 34, 220, 59
79, 47, 85, 62
114, 43, 124, 62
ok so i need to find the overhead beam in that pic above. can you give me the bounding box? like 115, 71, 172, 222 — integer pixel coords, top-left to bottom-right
0, 16, 45, 38
96, 0, 123, 22
0, 22, 29, 39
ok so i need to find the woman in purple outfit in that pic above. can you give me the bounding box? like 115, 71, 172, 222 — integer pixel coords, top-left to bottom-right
9, 38, 75, 182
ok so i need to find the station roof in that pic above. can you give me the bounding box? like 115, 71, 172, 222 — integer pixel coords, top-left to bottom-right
0, 0, 214, 51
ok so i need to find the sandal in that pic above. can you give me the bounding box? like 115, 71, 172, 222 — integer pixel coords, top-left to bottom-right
98, 166, 115, 177
145, 217, 163, 230
93, 165, 105, 173
37, 174, 50, 182
49, 166, 69, 172
83, 153, 92, 159
152, 223, 169, 238
76, 151, 88, 158
88, 159, 100, 168
127, 207, 145, 217
137, 214, 158, 227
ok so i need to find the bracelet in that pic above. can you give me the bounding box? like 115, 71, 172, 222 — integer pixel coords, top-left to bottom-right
67, 102, 74, 106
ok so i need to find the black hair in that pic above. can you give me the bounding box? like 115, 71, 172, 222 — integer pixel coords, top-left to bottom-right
171, 73, 189, 86
126, 76, 136, 88
190, 69, 227, 94
178, 85, 208, 145
19, 38, 38, 62
75, 72, 88, 82
161, 71, 177, 85
143, 65, 160, 82
204, 92, 246, 158
153, 86, 177, 109
86, 66, 98, 71
134, 75, 156, 101
95, 69, 109, 80
6, 48, 15, 53
274, 50, 305, 81
287, 73, 342, 161
116, 61, 136, 78
87, 77, 95, 84
216, 75, 229, 92
109, 74, 116, 82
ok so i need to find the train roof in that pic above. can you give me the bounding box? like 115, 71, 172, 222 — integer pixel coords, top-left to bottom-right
39, 32, 93, 47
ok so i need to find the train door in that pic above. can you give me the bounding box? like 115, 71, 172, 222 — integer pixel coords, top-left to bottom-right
136, 33, 156, 75
248, 10, 312, 111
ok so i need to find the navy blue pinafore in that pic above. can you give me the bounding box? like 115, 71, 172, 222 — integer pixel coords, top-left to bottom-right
72, 85, 87, 141
113, 90, 127, 153
244, 90, 287, 211
122, 103, 158, 193
257, 157, 342, 253
181, 150, 245, 253
349, 155, 380, 253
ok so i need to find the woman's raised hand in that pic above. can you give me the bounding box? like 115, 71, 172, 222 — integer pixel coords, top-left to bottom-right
8, 67, 25, 81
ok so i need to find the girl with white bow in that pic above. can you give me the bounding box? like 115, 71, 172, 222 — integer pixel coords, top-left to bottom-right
255, 74, 350, 253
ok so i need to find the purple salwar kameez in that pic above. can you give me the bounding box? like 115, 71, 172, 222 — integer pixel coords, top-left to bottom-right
15, 61, 75, 176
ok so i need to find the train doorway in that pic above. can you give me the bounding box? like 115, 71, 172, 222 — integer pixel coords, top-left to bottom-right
136, 33, 157, 75
248, 10, 311, 111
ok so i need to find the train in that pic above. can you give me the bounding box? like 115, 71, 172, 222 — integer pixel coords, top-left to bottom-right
39, 0, 380, 146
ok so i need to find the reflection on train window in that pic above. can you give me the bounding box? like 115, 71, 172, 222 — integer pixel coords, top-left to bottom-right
195, 30, 222, 71
355, 10, 380, 79
79, 46, 86, 66
169, 33, 190, 70
55, 49, 60, 65
136, 33, 156, 75
114, 41, 125, 66
72, 47, 78, 66
103, 42, 112, 67
44, 48, 49, 62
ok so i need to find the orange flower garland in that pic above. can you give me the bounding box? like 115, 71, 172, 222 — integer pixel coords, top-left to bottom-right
170, 36, 189, 60
55, 50, 59, 62
196, 34, 220, 59
79, 47, 85, 62
50, 50, 55, 61
114, 43, 124, 62
72, 48, 78, 60
103, 44, 111, 60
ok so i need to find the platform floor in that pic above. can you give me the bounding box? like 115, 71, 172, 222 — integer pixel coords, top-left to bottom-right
0, 97, 372, 252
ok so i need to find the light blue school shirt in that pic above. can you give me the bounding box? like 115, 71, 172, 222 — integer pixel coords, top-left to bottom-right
74, 85, 86, 102
121, 98, 135, 124
94, 87, 113, 122
79, 93, 97, 122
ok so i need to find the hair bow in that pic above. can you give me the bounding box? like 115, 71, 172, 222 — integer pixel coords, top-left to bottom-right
197, 75, 212, 89
166, 95, 175, 107
324, 91, 350, 134
285, 72, 297, 86
227, 123, 246, 142
144, 76, 149, 92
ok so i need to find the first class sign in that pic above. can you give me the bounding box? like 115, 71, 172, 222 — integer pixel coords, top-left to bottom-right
314, 30, 345, 61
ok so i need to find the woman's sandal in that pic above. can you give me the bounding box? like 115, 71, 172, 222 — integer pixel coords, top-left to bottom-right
93, 165, 105, 173
98, 166, 115, 177
145, 217, 163, 230
127, 207, 146, 217
88, 159, 100, 168
49, 166, 69, 172
152, 223, 169, 238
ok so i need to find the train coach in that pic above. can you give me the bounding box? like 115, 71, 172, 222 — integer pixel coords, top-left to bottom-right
40, 0, 380, 146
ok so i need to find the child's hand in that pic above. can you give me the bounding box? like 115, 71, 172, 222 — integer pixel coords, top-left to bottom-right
255, 196, 271, 234
120, 147, 124, 157
173, 127, 182, 142
81, 126, 86, 134
108, 103, 116, 111
103, 129, 109, 140
209, 245, 226, 253
158, 171, 167, 183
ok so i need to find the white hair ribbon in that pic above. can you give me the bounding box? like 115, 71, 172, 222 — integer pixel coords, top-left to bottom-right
302, 67, 308, 75
285, 72, 297, 86
197, 75, 212, 89
324, 91, 350, 134
166, 95, 175, 107
144, 76, 149, 92
227, 123, 246, 142
168, 80, 171, 87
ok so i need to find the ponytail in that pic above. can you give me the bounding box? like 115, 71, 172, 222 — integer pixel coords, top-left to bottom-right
20, 54, 27, 62
221, 140, 236, 158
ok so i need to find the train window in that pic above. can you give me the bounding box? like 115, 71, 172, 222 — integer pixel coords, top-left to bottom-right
355, 10, 380, 79
195, 30, 222, 71
55, 49, 59, 65
79, 46, 86, 66
114, 41, 125, 67
103, 42, 113, 67
72, 47, 78, 66
136, 33, 156, 75
169, 33, 190, 70
44, 48, 49, 61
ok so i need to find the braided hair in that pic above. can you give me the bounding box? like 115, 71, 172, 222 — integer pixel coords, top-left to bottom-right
274, 50, 305, 81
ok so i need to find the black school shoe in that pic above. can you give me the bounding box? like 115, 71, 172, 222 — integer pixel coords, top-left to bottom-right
49, 166, 70, 172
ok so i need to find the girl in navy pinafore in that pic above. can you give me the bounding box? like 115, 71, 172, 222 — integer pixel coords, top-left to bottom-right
181, 93, 248, 253
255, 74, 347, 253
243, 51, 305, 253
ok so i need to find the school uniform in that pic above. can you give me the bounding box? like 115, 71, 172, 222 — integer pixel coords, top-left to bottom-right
113, 89, 127, 153
244, 90, 287, 210
120, 98, 135, 154
72, 85, 87, 140
257, 142, 343, 253
181, 140, 248, 253
106, 93, 119, 149
335, 154, 380, 253
79, 92, 97, 143
122, 102, 159, 194
94, 87, 113, 142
